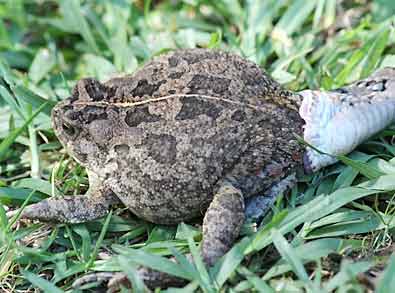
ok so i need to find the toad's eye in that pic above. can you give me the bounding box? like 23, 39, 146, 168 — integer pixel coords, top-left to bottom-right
62, 122, 77, 137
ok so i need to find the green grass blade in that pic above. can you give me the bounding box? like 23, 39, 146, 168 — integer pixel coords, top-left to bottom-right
263, 238, 361, 281
238, 266, 275, 293
248, 176, 395, 253
275, 0, 316, 35
0, 102, 49, 160
72, 224, 92, 263
28, 48, 56, 84
271, 229, 310, 284
6, 189, 36, 231
323, 260, 372, 291
214, 237, 250, 287
22, 270, 64, 293
60, 0, 99, 54
336, 155, 383, 179
179, 223, 214, 292
295, 134, 383, 179
376, 254, 395, 293
0, 85, 24, 119
303, 207, 395, 239
332, 153, 372, 190
87, 210, 112, 267
12, 86, 56, 116
169, 246, 197, 279
13, 178, 59, 196
0, 59, 16, 86
118, 255, 147, 293
0, 202, 7, 229
0, 187, 43, 204
112, 244, 193, 281
360, 27, 390, 78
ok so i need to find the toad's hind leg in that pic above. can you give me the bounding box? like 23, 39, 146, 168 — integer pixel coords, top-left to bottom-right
74, 178, 261, 290
201, 181, 245, 266
8, 172, 120, 223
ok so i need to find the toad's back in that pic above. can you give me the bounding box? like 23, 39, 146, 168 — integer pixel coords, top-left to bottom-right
105, 49, 301, 110
96, 49, 304, 224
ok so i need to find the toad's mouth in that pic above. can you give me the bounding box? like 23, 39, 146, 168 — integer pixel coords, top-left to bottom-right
299, 89, 395, 173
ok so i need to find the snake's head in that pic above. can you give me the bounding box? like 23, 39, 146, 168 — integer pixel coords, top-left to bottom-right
299, 67, 395, 173
343, 67, 395, 98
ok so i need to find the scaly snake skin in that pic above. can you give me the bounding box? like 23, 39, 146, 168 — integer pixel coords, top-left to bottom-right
300, 67, 395, 172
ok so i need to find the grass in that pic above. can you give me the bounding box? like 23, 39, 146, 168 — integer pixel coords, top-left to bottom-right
1, 0, 395, 292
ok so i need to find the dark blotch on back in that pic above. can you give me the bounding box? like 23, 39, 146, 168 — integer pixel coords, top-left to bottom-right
114, 144, 130, 156
182, 52, 204, 64
73, 78, 115, 102
181, 50, 218, 65
125, 105, 161, 127
65, 109, 81, 121
168, 71, 184, 79
233, 60, 268, 87
187, 74, 231, 94
231, 110, 246, 122
175, 97, 222, 121
131, 79, 166, 97
145, 134, 177, 165
83, 106, 108, 123
168, 56, 179, 67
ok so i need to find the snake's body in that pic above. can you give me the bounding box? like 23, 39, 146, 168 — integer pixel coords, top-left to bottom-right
300, 68, 395, 172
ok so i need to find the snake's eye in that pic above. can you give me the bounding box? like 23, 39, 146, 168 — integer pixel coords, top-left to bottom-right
334, 87, 348, 94
368, 80, 386, 92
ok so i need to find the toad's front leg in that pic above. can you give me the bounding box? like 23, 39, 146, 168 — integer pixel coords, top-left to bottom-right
7, 172, 120, 223
11, 189, 119, 223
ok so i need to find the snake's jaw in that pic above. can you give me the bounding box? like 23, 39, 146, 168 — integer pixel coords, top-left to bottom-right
299, 74, 395, 173
299, 90, 341, 173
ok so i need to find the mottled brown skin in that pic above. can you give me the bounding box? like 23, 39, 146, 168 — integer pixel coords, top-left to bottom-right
19, 49, 305, 282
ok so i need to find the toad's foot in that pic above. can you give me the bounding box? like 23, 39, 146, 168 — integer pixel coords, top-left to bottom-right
73, 267, 188, 292
7, 188, 120, 223
299, 68, 395, 173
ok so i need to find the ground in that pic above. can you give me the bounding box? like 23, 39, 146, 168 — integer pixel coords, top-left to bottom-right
1, 0, 395, 292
